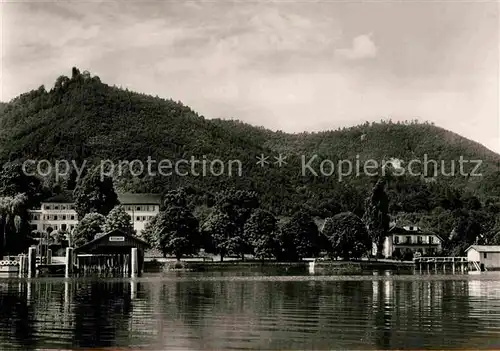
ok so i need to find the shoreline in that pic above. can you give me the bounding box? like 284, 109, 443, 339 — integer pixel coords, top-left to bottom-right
143, 258, 415, 273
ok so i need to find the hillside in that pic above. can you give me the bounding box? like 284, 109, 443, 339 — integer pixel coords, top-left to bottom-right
1, 67, 500, 218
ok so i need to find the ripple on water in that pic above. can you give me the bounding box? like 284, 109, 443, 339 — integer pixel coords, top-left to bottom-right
0, 273, 500, 349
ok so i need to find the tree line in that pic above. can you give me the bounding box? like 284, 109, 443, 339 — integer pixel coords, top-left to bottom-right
69, 167, 386, 261
1, 159, 500, 260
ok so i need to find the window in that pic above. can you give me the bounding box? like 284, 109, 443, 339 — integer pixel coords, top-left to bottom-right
406, 236, 411, 244
417, 236, 423, 244
484, 253, 488, 259
62, 215, 66, 220
429, 236, 434, 244
394, 236, 399, 244
71, 215, 75, 220
54, 215, 58, 221
136, 206, 141, 211
136, 217, 141, 221
62, 224, 67, 231
45, 205, 51, 210
31, 225, 38, 231
54, 205, 59, 210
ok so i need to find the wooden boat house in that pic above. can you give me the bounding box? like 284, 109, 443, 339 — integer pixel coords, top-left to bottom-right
74, 229, 149, 275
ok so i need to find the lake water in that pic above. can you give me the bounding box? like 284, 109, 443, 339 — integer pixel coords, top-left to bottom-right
1, 270, 500, 350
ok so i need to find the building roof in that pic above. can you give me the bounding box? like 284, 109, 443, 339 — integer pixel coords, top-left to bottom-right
41, 192, 162, 205
74, 229, 149, 253
466, 245, 500, 253
118, 193, 162, 205
42, 191, 74, 204
389, 225, 424, 234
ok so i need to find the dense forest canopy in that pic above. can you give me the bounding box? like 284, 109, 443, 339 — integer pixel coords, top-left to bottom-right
1, 68, 500, 254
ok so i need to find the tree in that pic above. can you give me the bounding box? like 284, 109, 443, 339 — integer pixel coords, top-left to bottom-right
163, 187, 188, 208
244, 209, 278, 260
72, 213, 106, 247
140, 214, 158, 248
102, 205, 134, 235
363, 179, 389, 258
0, 163, 42, 208
0, 194, 30, 257
446, 213, 482, 255
324, 212, 371, 261
154, 206, 200, 260
201, 209, 238, 261
492, 231, 500, 245
73, 167, 118, 219
276, 210, 319, 261
202, 189, 260, 260
215, 188, 259, 230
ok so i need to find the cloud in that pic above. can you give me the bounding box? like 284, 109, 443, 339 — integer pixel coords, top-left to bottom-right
336, 33, 377, 60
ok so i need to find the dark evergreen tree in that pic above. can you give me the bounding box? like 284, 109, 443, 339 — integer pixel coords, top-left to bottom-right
363, 179, 390, 258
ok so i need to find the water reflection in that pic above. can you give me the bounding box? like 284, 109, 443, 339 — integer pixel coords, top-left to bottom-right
0, 274, 499, 350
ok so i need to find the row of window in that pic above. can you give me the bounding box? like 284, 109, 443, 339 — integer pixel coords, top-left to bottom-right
125, 205, 159, 212
394, 235, 435, 244
43, 204, 75, 210
31, 214, 76, 221
135, 216, 155, 222
42, 204, 159, 212
31, 214, 155, 223
393, 248, 436, 254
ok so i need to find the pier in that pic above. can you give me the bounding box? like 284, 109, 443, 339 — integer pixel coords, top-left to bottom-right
414, 257, 481, 273
1, 229, 147, 278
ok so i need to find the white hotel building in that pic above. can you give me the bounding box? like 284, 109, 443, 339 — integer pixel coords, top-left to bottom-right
28, 192, 162, 235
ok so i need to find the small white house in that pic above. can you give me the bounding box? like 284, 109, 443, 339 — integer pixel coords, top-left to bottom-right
466, 245, 500, 270
373, 225, 443, 258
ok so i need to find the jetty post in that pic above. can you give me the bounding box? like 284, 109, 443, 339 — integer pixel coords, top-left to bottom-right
18, 254, 25, 278
131, 248, 138, 277
46, 249, 52, 265
65, 247, 73, 278
308, 260, 315, 274
130, 279, 137, 299
64, 281, 70, 314
28, 247, 36, 278
26, 281, 32, 305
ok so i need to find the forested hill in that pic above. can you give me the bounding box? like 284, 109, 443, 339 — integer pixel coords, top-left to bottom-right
1, 67, 500, 217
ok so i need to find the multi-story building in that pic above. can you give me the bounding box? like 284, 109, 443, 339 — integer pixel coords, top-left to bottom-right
29, 192, 78, 234
117, 193, 162, 233
28, 192, 162, 235
374, 225, 443, 258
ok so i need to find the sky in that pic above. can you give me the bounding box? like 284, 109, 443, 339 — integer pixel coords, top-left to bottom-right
1, 0, 499, 152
